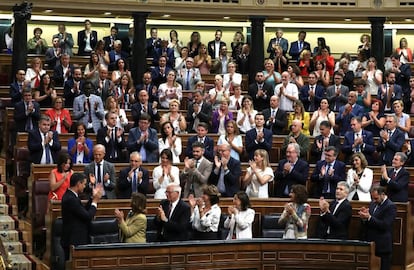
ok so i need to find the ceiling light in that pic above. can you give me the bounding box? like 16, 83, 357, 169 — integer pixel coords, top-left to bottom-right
44, 9, 53, 13
223, 16, 230, 20
344, 18, 352, 22
405, 18, 412, 22
104, 12, 112, 15
162, 14, 170, 18
283, 17, 290, 21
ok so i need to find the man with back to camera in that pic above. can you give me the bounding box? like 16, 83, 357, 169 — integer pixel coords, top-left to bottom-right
61, 172, 103, 260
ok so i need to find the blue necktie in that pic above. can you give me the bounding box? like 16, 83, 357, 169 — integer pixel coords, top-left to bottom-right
97, 163, 102, 184
132, 170, 137, 193
186, 70, 191, 90
44, 133, 51, 164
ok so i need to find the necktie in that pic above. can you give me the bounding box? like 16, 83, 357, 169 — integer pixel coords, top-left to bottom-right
355, 133, 361, 152
388, 130, 392, 138
386, 85, 392, 109
324, 163, 331, 194
132, 170, 137, 193
166, 203, 173, 219
44, 133, 51, 164
391, 170, 397, 180
271, 110, 276, 118
299, 41, 303, 51
87, 98, 92, 123
330, 200, 339, 215
97, 163, 102, 184
142, 104, 147, 113
25, 103, 33, 131
236, 100, 240, 110
195, 159, 200, 169
186, 70, 191, 90
335, 87, 340, 111
111, 128, 117, 159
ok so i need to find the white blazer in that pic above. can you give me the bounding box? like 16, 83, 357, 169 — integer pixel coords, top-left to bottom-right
346, 167, 373, 202
224, 208, 255, 240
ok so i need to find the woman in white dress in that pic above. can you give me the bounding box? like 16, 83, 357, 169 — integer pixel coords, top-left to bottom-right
158, 121, 182, 164
152, 149, 180, 199
243, 149, 274, 198
25, 57, 46, 89
236, 95, 257, 133
217, 120, 243, 161
158, 70, 183, 109
189, 185, 221, 240
309, 98, 335, 136
362, 57, 382, 95
346, 153, 373, 202
224, 191, 255, 240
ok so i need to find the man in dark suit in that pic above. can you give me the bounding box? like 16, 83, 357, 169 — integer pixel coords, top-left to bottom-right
135, 71, 158, 103
14, 88, 40, 132
380, 152, 409, 202
274, 143, 309, 198
359, 186, 396, 270
118, 152, 149, 199
53, 53, 74, 87
28, 115, 61, 164
342, 116, 376, 165
377, 70, 403, 113
83, 144, 116, 199
209, 144, 241, 197
45, 37, 62, 70
311, 120, 341, 162
207, 29, 226, 59
186, 90, 212, 133
248, 71, 273, 111
131, 89, 160, 128
377, 114, 405, 165
180, 142, 213, 198
186, 122, 214, 161
146, 27, 161, 58
263, 95, 287, 135
63, 66, 84, 108
152, 39, 175, 68
299, 72, 325, 111
317, 181, 352, 239
335, 91, 365, 136
61, 173, 103, 260
93, 66, 114, 103
108, 40, 129, 71
77, 19, 98, 56
245, 113, 272, 160
151, 56, 172, 87
10, 69, 29, 105
103, 26, 118, 52
326, 72, 349, 111
267, 28, 289, 57
97, 112, 126, 163
288, 30, 311, 62
127, 113, 159, 163
154, 183, 190, 242
311, 146, 346, 199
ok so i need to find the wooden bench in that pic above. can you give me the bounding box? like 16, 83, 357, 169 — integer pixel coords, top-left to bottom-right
45, 199, 412, 269
71, 239, 378, 270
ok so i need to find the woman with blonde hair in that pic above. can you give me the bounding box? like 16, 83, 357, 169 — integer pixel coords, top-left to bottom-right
243, 149, 274, 198
298, 50, 314, 76
194, 43, 212, 75
26, 57, 46, 89
158, 70, 183, 109
217, 120, 243, 161
393, 99, 411, 139
287, 100, 310, 136
396, 37, 412, 63
114, 192, 147, 243
262, 58, 281, 89
346, 153, 373, 202
102, 96, 128, 128
212, 99, 233, 135
160, 99, 187, 134
236, 95, 257, 133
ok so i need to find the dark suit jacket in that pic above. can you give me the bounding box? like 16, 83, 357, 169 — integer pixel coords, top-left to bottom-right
14, 100, 40, 132
97, 126, 126, 163
377, 129, 405, 166
207, 40, 226, 59
335, 104, 365, 136
103, 35, 118, 52
263, 107, 287, 135
63, 79, 85, 108
146, 37, 161, 58
151, 66, 172, 87
299, 84, 325, 111
53, 64, 74, 87
154, 199, 191, 241
317, 199, 352, 240
109, 50, 129, 70
209, 157, 241, 197
267, 37, 289, 57
61, 190, 96, 259
245, 128, 273, 160
186, 136, 214, 162
289, 40, 311, 61
28, 129, 61, 164
380, 167, 409, 202
135, 82, 158, 102
326, 85, 349, 111
342, 130, 376, 164
310, 160, 346, 199
93, 79, 113, 103
310, 134, 341, 161
127, 127, 159, 163
83, 160, 116, 199
248, 82, 273, 111
274, 159, 309, 197
77, 30, 98, 56
152, 47, 175, 68
117, 166, 149, 198
130, 102, 160, 128
186, 101, 213, 133
362, 198, 396, 255
395, 63, 411, 96
377, 83, 403, 112
10, 81, 25, 104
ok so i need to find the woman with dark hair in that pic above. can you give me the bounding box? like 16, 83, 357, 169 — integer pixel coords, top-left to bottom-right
346, 153, 373, 202
278, 184, 311, 239
114, 192, 147, 243
114, 73, 136, 109
153, 149, 180, 199
189, 185, 221, 240
287, 63, 304, 89
314, 47, 334, 76
94, 39, 110, 67
187, 31, 201, 58
33, 73, 57, 108
224, 191, 255, 239
361, 98, 386, 137
111, 58, 131, 85
45, 96, 72, 134
168, 29, 183, 58
27, 27, 48, 54
158, 70, 183, 109
362, 57, 382, 95
48, 153, 73, 201
67, 122, 93, 164
313, 37, 330, 56
231, 31, 244, 59
83, 51, 100, 83
314, 60, 330, 88
158, 121, 182, 164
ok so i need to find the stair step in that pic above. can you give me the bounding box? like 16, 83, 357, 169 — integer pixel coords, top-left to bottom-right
9, 254, 32, 270
0, 230, 19, 242
3, 241, 24, 254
